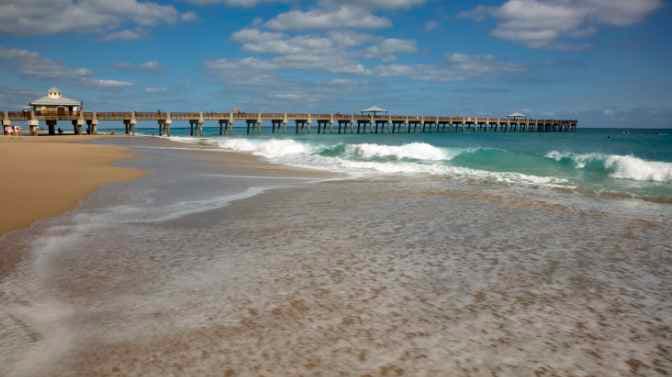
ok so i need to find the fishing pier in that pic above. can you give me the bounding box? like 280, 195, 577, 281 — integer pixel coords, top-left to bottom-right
3, 111, 578, 136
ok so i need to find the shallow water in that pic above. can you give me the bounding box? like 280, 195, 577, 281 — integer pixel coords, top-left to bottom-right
1, 136, 671, 377
142, 127, 672, 202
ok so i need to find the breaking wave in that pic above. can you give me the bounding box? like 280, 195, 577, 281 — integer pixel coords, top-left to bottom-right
165, 137, 569, 187
545, 151, 672, 183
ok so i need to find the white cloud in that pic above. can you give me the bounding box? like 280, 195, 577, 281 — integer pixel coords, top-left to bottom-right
0, 48, 91, 79
266, 5, 391, 30
321, 0, 425, 10
114, 60, 161, 71
233, 28, 333, 54
180, 11, 199, 22
460, 0, 662, 48
229, 28, 370, 74
0, 0, 195, 36
83, 79, 134, 88
185, 0, 284, 6
373, 53, 525, 81
102, 29, 145, 41
445, 53, 524, 75
186, 0, 424, 9
327, 31, 376, 47
0, 48, 134, 89
364, 38, 417, 61
373, 64, 416, 77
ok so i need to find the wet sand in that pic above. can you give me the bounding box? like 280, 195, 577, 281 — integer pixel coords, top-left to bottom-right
0, 136, 143, 235
0, 136, 144, 277
1, 137, 670, 377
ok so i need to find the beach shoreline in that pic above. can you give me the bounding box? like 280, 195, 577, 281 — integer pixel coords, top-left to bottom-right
1, 135, 670, 377
0, 136, 145, 278
0, 136, 145, 237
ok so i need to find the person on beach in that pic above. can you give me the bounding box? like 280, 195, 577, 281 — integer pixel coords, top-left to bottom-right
13, 126, 21, 136
3, 125, 11, 136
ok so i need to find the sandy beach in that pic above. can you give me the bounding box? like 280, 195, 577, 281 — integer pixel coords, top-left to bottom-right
0, 136, 143, 235
0, 136, 670, 377
0, 136, 143, 276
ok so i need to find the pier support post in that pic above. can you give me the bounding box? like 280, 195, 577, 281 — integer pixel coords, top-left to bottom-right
89, 112, 98, 135
162, 113, 172, 136
219, 119, 228, 136
28, 110, 39, 136
72, 120, 82, 135
195, 120, 204, 137
2, 112, 12, 135
46, 120, 57, 135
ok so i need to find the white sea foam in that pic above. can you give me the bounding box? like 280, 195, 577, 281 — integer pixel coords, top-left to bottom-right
216, 138, 311, 158
346, 142, 453, 161
546, 150, 672, 182
74, 186, 271, 225
181, 137, 568, 187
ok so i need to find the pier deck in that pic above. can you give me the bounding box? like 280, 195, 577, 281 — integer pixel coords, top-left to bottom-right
2, 111, 577, 136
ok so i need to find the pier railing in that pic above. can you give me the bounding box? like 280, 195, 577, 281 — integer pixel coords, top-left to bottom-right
2, 110, 577, 136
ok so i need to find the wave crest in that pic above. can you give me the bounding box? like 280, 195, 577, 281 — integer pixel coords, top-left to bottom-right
346, 142, 452, 161
546, 151, 672, 182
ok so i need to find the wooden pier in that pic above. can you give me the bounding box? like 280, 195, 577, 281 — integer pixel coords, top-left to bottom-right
2, 111, 577, 136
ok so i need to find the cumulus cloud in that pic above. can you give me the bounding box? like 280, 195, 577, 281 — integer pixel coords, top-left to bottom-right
364, 38, 417, 61
0, 0, 195, 37
266, 6, 391, 30
0, 48, 134, 89
185, 0, 284, 5
320, 0, 425, 10
373, 53, 525, 81
327, 31, 376, 47
102, 29, 145, 41
0, 48, 91, 79
186, 0, 423, 9
229, 28, 369, 74
459, 0, 662, 48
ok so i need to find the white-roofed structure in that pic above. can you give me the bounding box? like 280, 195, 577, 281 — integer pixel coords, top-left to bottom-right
30, 88, 82, 115
506, 112, 527, 120
361, 106, 388, 116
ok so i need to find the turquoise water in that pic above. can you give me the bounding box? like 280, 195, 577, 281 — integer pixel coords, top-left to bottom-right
128, 126, 672, 202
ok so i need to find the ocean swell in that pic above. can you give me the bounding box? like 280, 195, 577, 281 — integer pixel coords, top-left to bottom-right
546, 151, 672, 183
166, 137, 569, 187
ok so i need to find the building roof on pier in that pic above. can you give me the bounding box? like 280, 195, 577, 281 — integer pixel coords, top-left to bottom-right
361, 106, 387, 114
507, 112, 526, 118
30, 88, 81, 107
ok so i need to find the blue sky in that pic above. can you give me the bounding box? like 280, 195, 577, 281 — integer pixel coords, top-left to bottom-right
1, 0, 670, 127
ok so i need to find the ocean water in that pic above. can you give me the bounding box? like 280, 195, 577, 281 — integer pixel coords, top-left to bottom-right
2, 132, 671, 376
142, 127, 672, 203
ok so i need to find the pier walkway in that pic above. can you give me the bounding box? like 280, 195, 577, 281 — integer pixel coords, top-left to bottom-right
2, 111, 577, 136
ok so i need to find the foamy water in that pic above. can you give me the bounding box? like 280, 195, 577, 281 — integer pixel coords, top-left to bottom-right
167, 130, 672, 201
2, 136, 671, 377
545, 150, 672, 182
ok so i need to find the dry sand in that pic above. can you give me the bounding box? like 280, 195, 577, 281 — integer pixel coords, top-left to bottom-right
0, 136, 143, 275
